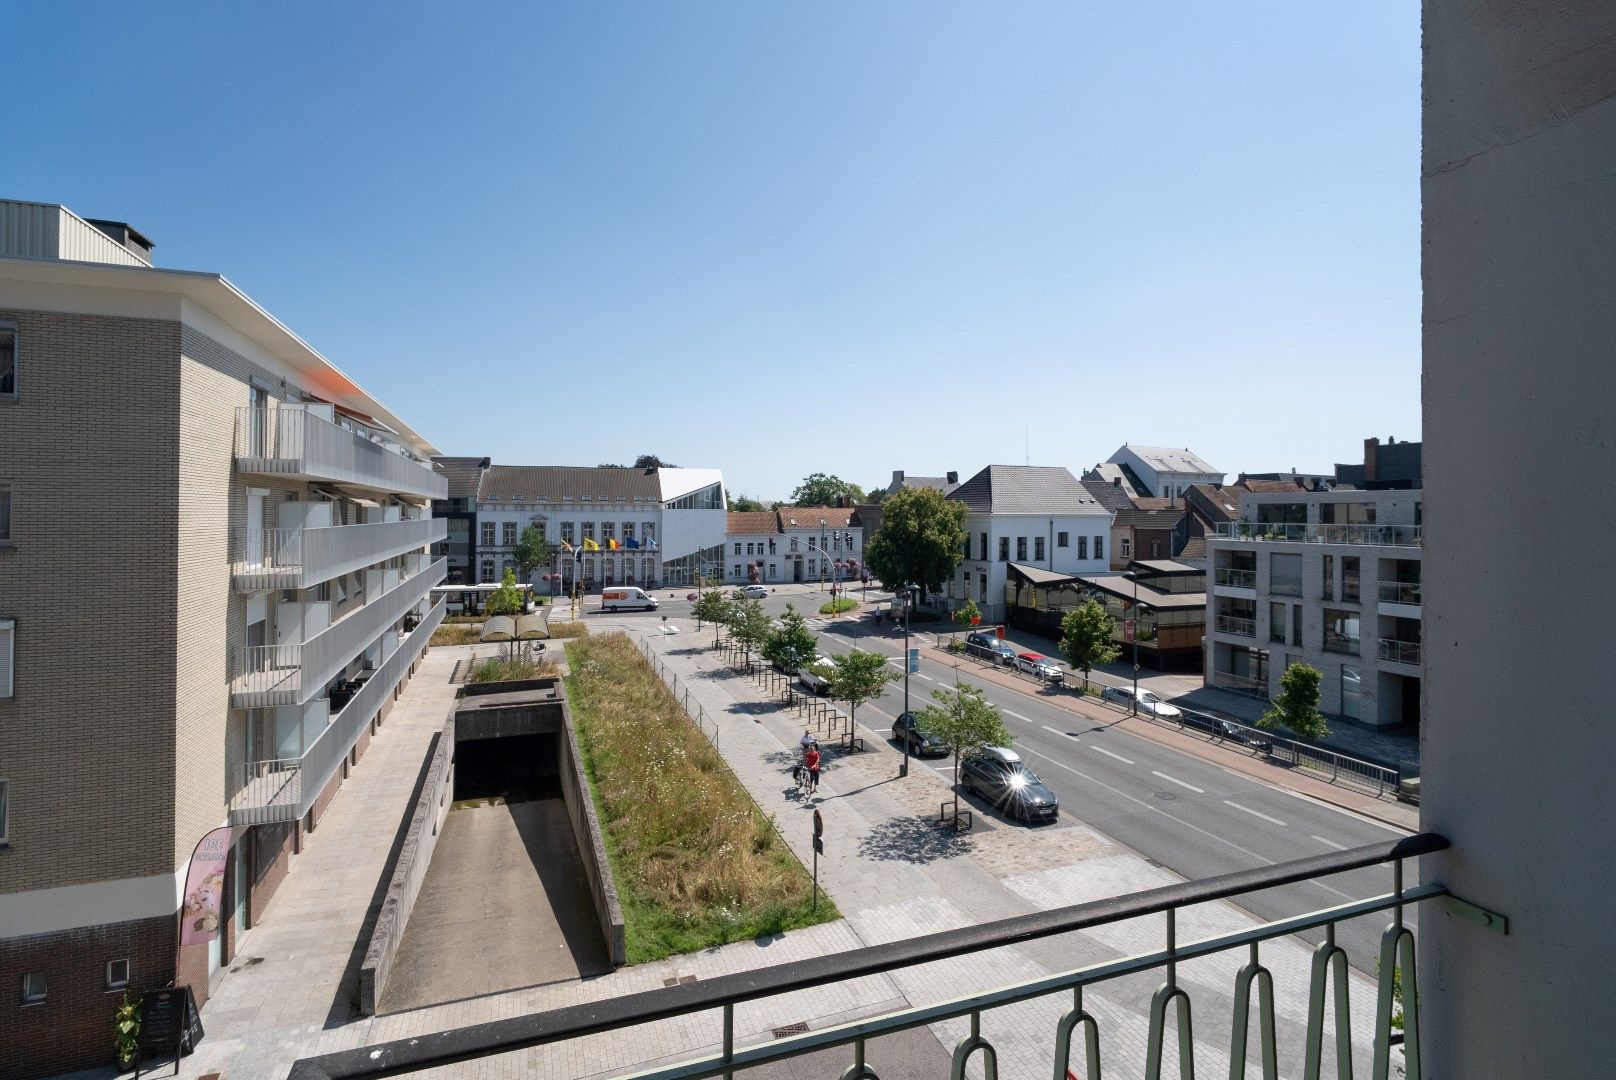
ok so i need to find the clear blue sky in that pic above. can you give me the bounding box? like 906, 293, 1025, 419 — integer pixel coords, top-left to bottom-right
9, 2, 1418, 501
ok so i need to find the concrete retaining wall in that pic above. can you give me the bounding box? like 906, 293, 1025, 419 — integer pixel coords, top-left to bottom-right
357, 715, 455, 1015
558, 697, 626, 967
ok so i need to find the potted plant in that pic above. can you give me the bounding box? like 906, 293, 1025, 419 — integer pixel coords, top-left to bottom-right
114, 992, 140, 1071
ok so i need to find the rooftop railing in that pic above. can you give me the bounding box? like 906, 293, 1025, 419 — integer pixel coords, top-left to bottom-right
289, 834, 1463, 1080
229, 517, 447, 590
1213, 522, 1422, 548
234, 405, 447, 500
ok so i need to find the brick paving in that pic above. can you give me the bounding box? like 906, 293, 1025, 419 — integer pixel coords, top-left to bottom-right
71, 627, 1400, 1080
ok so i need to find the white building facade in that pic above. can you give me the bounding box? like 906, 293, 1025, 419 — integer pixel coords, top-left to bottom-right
1106, 444, 1224, 500
725, 507, 863, 585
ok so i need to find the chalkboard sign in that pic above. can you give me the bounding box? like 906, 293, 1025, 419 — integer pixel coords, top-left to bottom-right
137, 985, 203, 1064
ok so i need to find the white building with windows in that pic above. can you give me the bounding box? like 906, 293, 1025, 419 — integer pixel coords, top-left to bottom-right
947, 466, 1112, 623
724, 507, 864, 585
472, 464, 727, 590
1105, 444, 1223, 501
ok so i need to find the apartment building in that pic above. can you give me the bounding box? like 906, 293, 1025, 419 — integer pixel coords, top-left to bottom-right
0, 200, 446, 1077
1103, 444, 1223, 500
724, 506, 864, 585
1205, 487, 1422, 729
947, 465, 1112, 623
473, 464, 728, 590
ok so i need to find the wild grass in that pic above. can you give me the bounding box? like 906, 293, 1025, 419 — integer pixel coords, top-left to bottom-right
565, 633, 838, 963
818, 598, 859, 615
466, 655, 559, 683
430, 624, 483, 646
547, 621, 591, 639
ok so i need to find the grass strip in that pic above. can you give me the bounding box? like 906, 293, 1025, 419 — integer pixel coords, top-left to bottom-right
818, 598, 859, 615
565, 633, 838, 963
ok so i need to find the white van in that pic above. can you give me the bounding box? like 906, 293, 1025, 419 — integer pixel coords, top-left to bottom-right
601, 586, 659, 612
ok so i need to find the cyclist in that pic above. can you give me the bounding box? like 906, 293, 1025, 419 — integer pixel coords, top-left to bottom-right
799, 729, 818, 754
803, 744, 822, 795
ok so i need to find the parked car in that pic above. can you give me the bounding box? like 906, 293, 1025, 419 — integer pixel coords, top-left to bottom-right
1100, 684, 1182, 720
891, 711, 948, 757
1217, 720, 1273, 753
601, 586, 658, 612
959, 747, 1059, 822
965, 631, 1018, 666
738, 584, 769, 599
1014, 652, 1064, 682
797, 656, 834, 695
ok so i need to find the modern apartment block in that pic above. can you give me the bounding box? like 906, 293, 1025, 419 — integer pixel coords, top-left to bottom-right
0, 200, 447, 1077
1205, 487, 1422, 729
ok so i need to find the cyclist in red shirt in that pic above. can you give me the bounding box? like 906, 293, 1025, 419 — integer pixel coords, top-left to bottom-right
804, 745, 821, 794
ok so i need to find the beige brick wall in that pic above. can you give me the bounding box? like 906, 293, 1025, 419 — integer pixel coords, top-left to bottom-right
0, 309, 183, 890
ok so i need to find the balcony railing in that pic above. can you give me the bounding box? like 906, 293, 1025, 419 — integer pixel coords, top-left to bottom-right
230, 557, 447, 707
1380, 581, 1423, 605
1213, 668, 1267, 693
1214, 521, 1422, 548
1213, 566, 1256, 588
289, 835, 1462, 1080
234, 406, 447, 500
230, 517, 447, 590
1379, 638, 1423, 666
229, 598, 445, 826
1214, 613, 1256, 637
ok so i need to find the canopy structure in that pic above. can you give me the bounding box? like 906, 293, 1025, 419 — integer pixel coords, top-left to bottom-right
514, 613, 549, 641
480, 616, 517, 643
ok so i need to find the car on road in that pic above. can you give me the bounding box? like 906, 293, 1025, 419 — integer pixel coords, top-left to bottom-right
959, 746, 1059, 822
891, 711, 948, 757
1101, 684, 1182, 720
1216, 719, 1273, 753
797, 656, 835, 695
964, 631, 1017, 666
737, 584, 770, 599
1014, 652, 1064, 682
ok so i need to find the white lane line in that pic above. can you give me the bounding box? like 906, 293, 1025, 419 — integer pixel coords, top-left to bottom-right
1223, 799, 1287, 827
1002, 709, 1032, 722
1151, 770, 1205, 794
1275, 788, 1411, 834
1312, 834, 1347, 850
916, 672, 934, 681
1091, 745, 1136, 765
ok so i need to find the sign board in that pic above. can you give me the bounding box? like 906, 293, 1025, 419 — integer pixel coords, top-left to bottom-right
813, 809, 824, 838
1124, 619, 1135, 643
813, 836, 824, 855
179, 828, 231, 946
995, 625, 1005, 640
969, 615, 981, 626
906, 648, 920, 674
138, 985, 203, 1059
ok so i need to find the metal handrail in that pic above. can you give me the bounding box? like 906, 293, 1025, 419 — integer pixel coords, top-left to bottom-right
288, 834, 1449, 1079
1379, 638, 1423, 665
1213, 521, 1422, 547
1214, 613, 1256, 636
1379, 581, 1423, 605
1213, 567, 1256, 588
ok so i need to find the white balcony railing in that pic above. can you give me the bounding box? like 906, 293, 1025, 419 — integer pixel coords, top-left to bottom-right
229, 598, 445, 825
230, 557, 447, 707
234, 406, 447, 500
1380, 581, 1423, 605
230, 518, 447, 590
1379, 638, 1423, 666
1214, 521, 1422, 548
1213, 567, 1257, 589
1214, 614, 1256, 637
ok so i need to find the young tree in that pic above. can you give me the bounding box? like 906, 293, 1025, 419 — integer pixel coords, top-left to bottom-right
951, 598, 982, 642
726, 596, 773, 670
729, 493, 766, 513
1059, 599, 1121, 690
864, 486, 969, 598
634, 453, 675, 469
917, 683, 1012, 821
692, 589, 732, 645
483, 568, 526, 616
761, 604, 818, 700
1260, 662, 1330, 740
513, 525, 553, 580
827, 648, 895, 740
791, 472, 864, 508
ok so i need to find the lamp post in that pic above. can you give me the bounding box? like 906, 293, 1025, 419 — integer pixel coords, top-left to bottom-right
1124, 569, 1140, 716
900, 582, 915, 778
819, 519, 828, 592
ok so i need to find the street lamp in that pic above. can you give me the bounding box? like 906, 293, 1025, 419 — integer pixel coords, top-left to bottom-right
819, 519, 828, 592
1124, 569, 1140, 715
899, 582, 918, 778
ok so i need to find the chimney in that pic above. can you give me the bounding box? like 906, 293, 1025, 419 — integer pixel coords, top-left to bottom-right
836, 495, 849, 508
892, 470, 904, 486
1113, 477, 1121, 487
1364, 437, 1381, 482
946, 471, 959, 485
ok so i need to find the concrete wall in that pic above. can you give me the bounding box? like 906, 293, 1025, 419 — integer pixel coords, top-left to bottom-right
1421, 3, 1616, 1076
557, 697, 625, 967
357, 718, 454, 1016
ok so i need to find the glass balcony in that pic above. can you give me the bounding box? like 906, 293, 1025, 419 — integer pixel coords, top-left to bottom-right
1213, 567, 1256, 589
1380, 581, 1422, 606
1214, 614, 1256, 637
1379, 638, 1422, 666
235, 405, 447, 500
230, 518, 447, 591
1214, 522, 1422, 548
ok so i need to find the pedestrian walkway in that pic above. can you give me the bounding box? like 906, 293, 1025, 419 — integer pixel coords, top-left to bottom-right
115, 629, 1397, 1080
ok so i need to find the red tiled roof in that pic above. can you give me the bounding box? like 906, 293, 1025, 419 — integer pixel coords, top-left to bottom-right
778, 507, 856, 529
727, 511, 780, 534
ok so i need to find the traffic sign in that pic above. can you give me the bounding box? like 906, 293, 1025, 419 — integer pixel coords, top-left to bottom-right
813, 809, 824, 838
813, 836, 824, 855
969, 615, 981, 626
995, 625, 1005, 640
1124, 619, 1135, 642
907, 648, 920, 674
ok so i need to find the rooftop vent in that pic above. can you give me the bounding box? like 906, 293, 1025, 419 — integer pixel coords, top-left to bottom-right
85, 218, 155, 262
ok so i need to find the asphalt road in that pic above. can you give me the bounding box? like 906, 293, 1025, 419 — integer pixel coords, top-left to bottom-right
596, 587, 1413, 968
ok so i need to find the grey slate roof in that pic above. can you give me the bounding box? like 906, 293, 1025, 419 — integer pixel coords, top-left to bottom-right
1116, 444, 1219, 475
480, 464, 661, 503
889, 474, 958, 495
1112, 507, 1186, 529
948, 465, 1101, 515
431, 456, 491, 500
1081, 479, 1137, 512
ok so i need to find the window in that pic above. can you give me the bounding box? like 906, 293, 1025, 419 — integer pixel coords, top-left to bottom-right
1151, 539, 1163, 558
1323, 554, 1335, 601
1269, 602, 1287, 644
0, 619, 11, 699
963, 537, 972, 558
0, 323, 15, 397
767, 538, 776, 554
602, 521, 615, 545
734, 543, 742, 555
1077, 535, 1088, 559
1057, 532, 1069, 547
1341, 666, 1363, 720
1323, 608, 1359, 654
502, 522, 517, 547
1270, 553, 1304, 597
808, 535, 817, 549
1121, 536, 1131, 559
1342, 556, 1361, 602
560, 521, 575, 544
642, 522, 655, 542
980, 533, 989, 560
0, 483, 9, 542
1034, 536, 1045, 561
623, 522, 635, 543
998, 537, 1009, 562
0, 777, 7, 843
106, 959, 130, 991
1016, 537, 1027, 561
480, 560, 495, 583
21, 972, 45, 1005
582, 522, 595, 542
1293, 605, 1303, 647
502, 559, 515, 578
480, 522, 495, 547
1095, 537, 1103, 561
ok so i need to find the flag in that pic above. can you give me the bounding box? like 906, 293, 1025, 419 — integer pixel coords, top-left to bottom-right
646, 537, 657, 550
626, 537, 640, 550
608, 538, 619, 550
584, 538, 600, 551
562, 539, 574, 553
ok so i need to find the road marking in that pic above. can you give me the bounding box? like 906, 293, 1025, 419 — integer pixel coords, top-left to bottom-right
916, 672, 933, 681
1090, 745, 1136, 765
1311, 834, 1347, 850
1151, 770, 1204, 794
1002, 709, 1031, 723
1223, 799, 1287, 827
1275, 788, 1411, 834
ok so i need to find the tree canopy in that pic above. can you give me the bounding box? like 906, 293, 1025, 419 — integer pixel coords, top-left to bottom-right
827, 649, 894, 737
599, 454, 676, 469
693, 589, 732, 643
483, 568, 526, 616
1059, 599, 1121, 690
1260, 662, 1329, 740
729, 492, 766, 513
761, 605, 818, 693
864, 486, 891, 505
916, 683, 1012, 820
791, 473, 864, 508
513, 524, 553, 578
864, 486, 969, 595
725, 596, 773, 667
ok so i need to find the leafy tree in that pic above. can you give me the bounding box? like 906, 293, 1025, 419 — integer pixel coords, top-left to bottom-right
827, 648, 894, 740
513, 525, 553, 580
951, 598, 982, 642
864, 486, 890, 505
1260, 662, 1329, 740
634, 453, 675, 469
762, 605, 819, 701
1059, 599, 1121, 690
483, 568, 527, 616
791, 472, 864, 508
726, 596, 773, 670
729, 493, 766, 513
917, 683, 1012, 821
864, 486, 969, 597
692, 589, 732, 645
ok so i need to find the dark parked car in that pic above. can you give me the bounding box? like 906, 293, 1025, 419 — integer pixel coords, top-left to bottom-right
1217, 720, 1273, 753
959, 747, 1059, 822
965, 631, 1018, 666
891, 711, 948, 757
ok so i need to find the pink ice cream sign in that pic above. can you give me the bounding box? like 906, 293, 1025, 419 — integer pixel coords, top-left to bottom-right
179, 827, 232, 946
